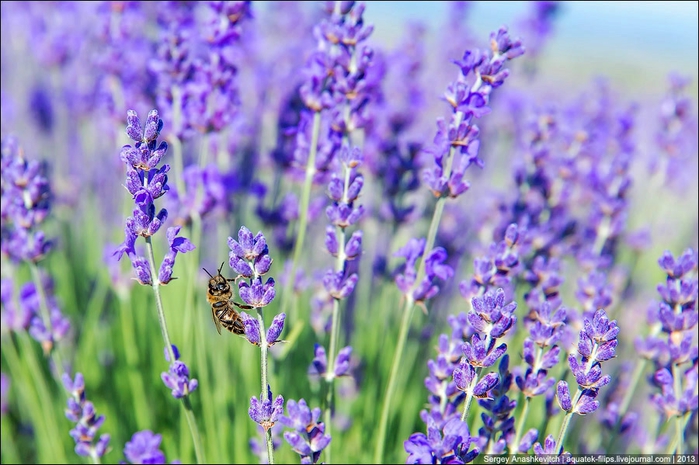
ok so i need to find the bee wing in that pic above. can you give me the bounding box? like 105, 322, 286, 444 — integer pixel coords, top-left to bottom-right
211, 307, 222, 335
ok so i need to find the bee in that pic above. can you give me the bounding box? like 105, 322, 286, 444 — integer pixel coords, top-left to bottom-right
203, 263, 253, 335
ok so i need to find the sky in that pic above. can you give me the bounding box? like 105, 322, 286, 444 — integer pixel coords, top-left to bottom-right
362, 1, 699, 96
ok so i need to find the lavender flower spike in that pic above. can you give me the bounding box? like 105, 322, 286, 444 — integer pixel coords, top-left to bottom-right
62, 372, 110, 460
123, 430, 170, 464
161, 345, 198, 399
249, 385, 284, 432
115, 109, 194, 285
280, 398, 332, 464
404, 417, 479, 463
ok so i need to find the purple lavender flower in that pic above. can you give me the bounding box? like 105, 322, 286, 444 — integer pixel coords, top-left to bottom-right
115, 110, 194, 285
169, 164, 232, 228
516, 300, 566, 399
308, 343, 353, 380
517, 1, 560, 70
228, 226, 277, 312
280, 398, 331, 464
395, 238, 454, 303
161, 345, 198, 399
123, 430, 167, 464
229, 226, 273, 278
459, 224, 521, 302
323, 146, 365, 301
1, 136, 53, 263
532, 434, 571, 459
13, 275, 70, 355
556, 309, 617, 416
423, 28, 523, 199
62, 372, 110, 459
158, 226, 195, 284
249, 385, 284, 432
654, 74, 698, 191
404, 417, 478, 463
476, 355, 520, 454
641, 249, 698, 434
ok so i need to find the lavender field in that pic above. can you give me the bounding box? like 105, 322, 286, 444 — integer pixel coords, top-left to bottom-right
1, 1, 697, 464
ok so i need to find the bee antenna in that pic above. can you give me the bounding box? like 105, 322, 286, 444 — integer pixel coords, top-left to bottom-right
217, 261, 225, 274
202, 267, 214, 278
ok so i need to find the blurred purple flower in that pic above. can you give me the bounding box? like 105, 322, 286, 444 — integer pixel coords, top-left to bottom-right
404, 417, 478, 463
280, 398, 331, 464
62, 372, 110, 459
161, 345, 198, 399
123, 430, 167, 464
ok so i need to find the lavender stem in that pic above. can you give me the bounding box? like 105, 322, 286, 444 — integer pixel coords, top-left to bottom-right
672, 363, 684, 454
511, 396, 531, 454
144, 236, 205, 464
375, 188, 450, 462
28, 261, 66, 377
281, 110, 322, 317
556, 390, 582, 455
374, 296, 416, 463
324, 155, 355, 462
256, 307, 275, 464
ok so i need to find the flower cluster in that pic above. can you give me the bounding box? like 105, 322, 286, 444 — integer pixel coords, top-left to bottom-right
557, 309, 618, 416
453, 290, 517, 402
423, 27, 524, 199
249, 385, 284, 432
642, 250, 698, 426
123, 430, 177, 464
0, 136, 52, 263
280, 398, 331, 464
404, 417, 479, 463
323, 146, 364, 300
459, 223, 522, 303
228, 226, 276, 311
516, 301, 566, 399
62, 372, 110, 460
654, 74, 698, 190
161, 345, 198, 399
151, 1, 251, 139
115, 109, 195, 285
308, 343, 353, 380
242, 312, 286, 347
395, 238, 454, 304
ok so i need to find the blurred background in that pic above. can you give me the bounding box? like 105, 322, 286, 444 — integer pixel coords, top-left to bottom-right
1, 1, 697, 463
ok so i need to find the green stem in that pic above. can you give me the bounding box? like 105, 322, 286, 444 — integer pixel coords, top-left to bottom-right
16, 333, 68, 463
28, 261, 65, 377
606, 356, 649, 450
556, 390, 581, 454
324, 298, 341, 464
460, 366, 483, 423
256, 307, 275, 465
281, 110, 322, 317
672, 363, 684, 455
144, 236, 177, 363
374, 297, 416, 463
3, 334, 63, 463
666, 413, 691, 454
323, 157, 354, 463
118, 293, 151, 430
181, 395, 205, 465
511, 395, 531, 455
374, 175, 451, 462
143, 236, 205, 464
